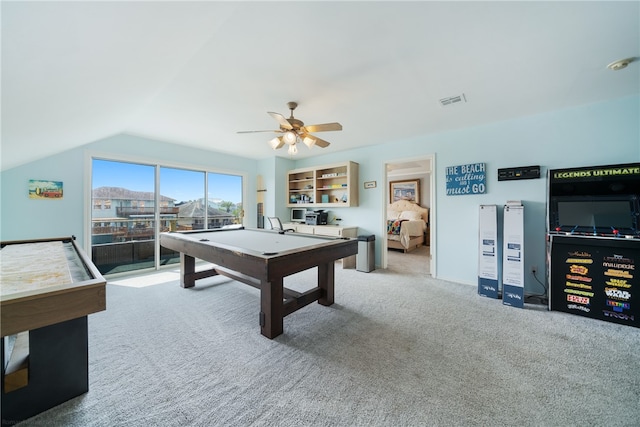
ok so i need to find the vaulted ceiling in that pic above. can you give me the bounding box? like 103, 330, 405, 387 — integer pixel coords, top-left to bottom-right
2, 1, 638, 171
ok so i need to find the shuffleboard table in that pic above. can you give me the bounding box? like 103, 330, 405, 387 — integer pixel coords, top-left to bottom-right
1, 236, 106, 425
159, 227, 358, 339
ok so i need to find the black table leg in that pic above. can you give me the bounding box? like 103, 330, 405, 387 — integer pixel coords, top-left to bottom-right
2, 316, 88, 425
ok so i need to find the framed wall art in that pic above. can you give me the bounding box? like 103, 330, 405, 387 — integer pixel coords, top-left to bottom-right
390, 179, 420, 204
29, 179, 64, 199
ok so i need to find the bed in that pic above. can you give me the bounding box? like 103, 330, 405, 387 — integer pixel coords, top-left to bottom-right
386, 200, 429, 252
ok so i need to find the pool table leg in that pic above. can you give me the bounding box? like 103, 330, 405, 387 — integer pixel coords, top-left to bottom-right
180, 253, 196, 288
318, 262, 335, 306
260, 277, 284, 339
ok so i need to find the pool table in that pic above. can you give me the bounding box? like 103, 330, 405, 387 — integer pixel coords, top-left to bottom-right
159, 227, 358, 338
1, 237, 106, 425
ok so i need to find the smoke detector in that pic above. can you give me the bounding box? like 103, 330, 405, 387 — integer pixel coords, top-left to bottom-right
607, 57, 636, 71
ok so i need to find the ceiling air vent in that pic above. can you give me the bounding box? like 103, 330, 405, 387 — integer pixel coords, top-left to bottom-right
439, 93, 467, 107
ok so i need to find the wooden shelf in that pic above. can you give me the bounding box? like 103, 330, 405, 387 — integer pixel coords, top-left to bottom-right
287, 161, 359, 207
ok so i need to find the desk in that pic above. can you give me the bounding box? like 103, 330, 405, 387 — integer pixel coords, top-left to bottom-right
159, 228, 358, 339
282, 223, 358, 268
1, 237, 106, 425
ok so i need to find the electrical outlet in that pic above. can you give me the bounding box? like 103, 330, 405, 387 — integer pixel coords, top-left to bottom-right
531, 265, 538, 274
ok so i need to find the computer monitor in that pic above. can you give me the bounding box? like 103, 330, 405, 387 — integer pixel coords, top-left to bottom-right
290, 207, 307, 223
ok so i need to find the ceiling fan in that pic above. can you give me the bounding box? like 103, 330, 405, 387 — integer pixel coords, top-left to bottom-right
238, 102, 342, 155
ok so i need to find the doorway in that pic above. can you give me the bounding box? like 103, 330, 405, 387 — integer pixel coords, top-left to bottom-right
383, 155, 435, 276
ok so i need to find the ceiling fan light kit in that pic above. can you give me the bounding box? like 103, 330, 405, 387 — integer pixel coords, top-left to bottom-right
607, 57, 636, 71
269, 136, 284, 150
238, 101, 342, 155
283, 131, 297, 145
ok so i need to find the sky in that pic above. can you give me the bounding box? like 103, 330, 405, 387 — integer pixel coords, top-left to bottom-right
92, 159, 242, 204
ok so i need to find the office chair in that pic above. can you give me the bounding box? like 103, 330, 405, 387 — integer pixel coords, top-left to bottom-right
267, 217, 294, 233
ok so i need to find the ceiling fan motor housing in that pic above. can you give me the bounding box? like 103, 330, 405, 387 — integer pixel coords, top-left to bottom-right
285, 102, 304, 130
238, 101, 340, 152
286, 118, 304, 130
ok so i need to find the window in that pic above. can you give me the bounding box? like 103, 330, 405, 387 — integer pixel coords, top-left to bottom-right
160, 167, 205, 232
208, 173, 243, 228
91, 159, 155, 274
91, 158, 243, 275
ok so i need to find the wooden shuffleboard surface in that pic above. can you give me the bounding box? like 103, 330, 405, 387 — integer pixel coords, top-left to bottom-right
1, 241, 73, 297
1, 239, 106, 337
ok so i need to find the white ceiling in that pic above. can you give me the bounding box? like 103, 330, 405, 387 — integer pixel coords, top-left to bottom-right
2, 1, 639, 171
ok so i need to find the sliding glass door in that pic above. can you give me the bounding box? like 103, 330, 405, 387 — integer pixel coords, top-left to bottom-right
91, 158, 243, 275
91, 159, 156, 274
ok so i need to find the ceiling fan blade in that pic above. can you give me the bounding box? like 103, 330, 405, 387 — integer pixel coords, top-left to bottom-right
268, 112, 293, 130
237, 129, 281, 134
302, 122, 342, 133
302, 133, 331, 148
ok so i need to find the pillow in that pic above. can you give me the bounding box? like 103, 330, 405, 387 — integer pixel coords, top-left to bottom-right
387, 210, 401, 220
400, 210, 422, 221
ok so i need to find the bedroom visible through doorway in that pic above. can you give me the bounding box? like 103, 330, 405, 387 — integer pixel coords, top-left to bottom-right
384, 156, 434, 275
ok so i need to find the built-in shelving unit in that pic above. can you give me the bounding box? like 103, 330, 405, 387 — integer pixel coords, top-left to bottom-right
287, 161, 359, 207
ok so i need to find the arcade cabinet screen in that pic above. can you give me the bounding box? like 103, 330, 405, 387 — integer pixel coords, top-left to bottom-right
551, 197, 638, 235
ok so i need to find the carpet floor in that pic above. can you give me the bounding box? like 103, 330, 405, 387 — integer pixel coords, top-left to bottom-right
13, 259, 640, 427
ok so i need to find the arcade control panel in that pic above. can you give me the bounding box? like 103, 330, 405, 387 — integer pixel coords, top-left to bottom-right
549, 226, 639, 239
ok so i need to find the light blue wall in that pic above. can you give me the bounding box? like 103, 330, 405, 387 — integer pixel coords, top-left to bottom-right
1, 134, 260, 248
292, 95, 640, 289
1, 147, 87, 243
1, 96, 638, 295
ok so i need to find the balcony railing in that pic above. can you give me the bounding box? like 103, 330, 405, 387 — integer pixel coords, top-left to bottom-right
116, 207, 179, 216
91, 219, 240, 274
91, 240, 179, 275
